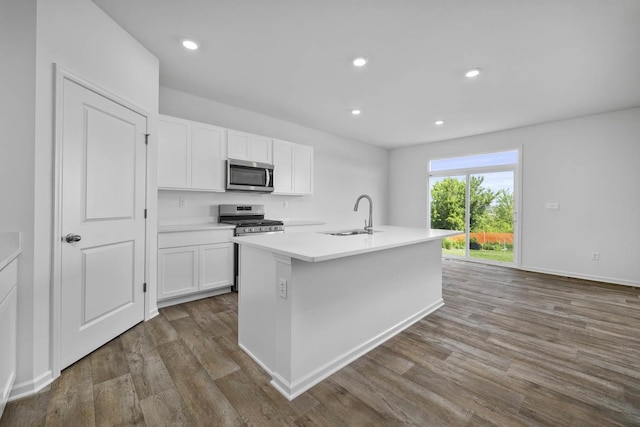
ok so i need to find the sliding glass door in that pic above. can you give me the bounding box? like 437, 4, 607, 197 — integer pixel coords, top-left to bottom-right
429, 151, 518, 265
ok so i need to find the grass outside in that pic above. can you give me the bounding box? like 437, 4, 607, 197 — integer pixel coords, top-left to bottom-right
443, 248, 514, 263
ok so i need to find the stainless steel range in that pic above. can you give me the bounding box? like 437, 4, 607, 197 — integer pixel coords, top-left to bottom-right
218, 204, 284, 236
219, 204, 284, 291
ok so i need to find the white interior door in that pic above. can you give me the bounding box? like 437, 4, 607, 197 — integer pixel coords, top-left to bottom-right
60, 78, 147, 369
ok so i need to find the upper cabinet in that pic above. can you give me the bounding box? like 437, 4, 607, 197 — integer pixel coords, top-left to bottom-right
191, 122, 227, 190
157, 115, 313, 195
158, 116, 190, 188
273, 140, 314, 195
227, 130, 273, 164
158, 115, 227, 191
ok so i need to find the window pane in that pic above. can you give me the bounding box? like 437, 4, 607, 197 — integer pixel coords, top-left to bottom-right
430, 150, 518, 172
429, 175, 466, 257
469, 171, 514, 263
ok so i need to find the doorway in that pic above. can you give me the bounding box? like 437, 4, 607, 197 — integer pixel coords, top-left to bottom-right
53, 68, 148, 372
429, 150, 519, 266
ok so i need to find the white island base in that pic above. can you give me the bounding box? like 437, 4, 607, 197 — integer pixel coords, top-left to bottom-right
234, 227, 456, 400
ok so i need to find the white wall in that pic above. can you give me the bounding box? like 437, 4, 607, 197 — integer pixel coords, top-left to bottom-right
0, 0, 37, 398
5, 0, 160, 398
158, 87, 389, 229
390, 108, 640, 287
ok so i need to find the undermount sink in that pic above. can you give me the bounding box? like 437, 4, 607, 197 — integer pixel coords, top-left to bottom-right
322, 229, 380, 236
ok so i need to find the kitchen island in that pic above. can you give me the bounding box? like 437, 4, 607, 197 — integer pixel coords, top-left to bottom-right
231, 226, 460, 400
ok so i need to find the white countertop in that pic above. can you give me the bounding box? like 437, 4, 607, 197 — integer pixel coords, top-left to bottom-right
282, 219, 326, 227
231, 226, 461, 262
158, 223, 236, 233
0, 232, 21, 270
158, 220, 325, 233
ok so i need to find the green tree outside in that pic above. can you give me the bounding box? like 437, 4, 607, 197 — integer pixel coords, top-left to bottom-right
487, 189, 514, 233
430, 176, 497, 232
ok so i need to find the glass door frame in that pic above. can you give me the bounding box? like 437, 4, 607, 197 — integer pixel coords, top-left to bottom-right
428, 153, 522, 268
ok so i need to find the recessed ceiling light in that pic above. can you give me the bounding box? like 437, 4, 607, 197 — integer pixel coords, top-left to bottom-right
352, 57, 368, 67
465, 68, 481, 78
182, 40, 199, 50
351, 109, 361, 116
434, 120, 444, 126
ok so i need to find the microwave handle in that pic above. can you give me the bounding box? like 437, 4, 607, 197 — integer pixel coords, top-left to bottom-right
265, 168, 271, 188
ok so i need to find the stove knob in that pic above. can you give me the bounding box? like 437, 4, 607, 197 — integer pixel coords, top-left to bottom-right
271, 226, 279, 231
250, 227, 255, 232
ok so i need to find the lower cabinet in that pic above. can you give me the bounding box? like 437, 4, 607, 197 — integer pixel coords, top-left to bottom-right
0, 259, 18, 417
200, 244, 234, 291
158, 246, 199, 299
158, 230, 234, 305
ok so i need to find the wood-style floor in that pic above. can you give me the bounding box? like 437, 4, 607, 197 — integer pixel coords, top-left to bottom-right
2, 260, 640, 426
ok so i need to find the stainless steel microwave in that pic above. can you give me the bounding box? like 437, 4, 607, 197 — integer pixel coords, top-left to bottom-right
226, 158, 274, 192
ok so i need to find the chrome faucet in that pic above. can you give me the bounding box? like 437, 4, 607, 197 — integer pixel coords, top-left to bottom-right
353, 194, 373, 234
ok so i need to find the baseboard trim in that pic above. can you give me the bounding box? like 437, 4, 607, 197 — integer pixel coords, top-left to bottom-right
238, 343, 273, 377
520, 265, 639, 288
147, 308, 160, 320
157, 287, 231, 309
9, 370, 54, 402
270, 299, 445, 401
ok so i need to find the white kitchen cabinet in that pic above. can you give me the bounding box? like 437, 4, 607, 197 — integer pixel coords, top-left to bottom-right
227, 129, 273, 164
158, 246, 199, 300
200, 243, 234, 291
191, 122, 227, 190
158, 115, 227, 191
273, 141, 293, 193
273, 139, 314, 195
0, 259, 17, 416
157, 229, 234, 306
158, 116, 190, 188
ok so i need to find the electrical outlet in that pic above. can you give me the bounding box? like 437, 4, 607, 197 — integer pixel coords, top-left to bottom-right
178, 197, 185, 208
278, 279, 287, 299
591, 251, 600, 261
283, 200, 289, 208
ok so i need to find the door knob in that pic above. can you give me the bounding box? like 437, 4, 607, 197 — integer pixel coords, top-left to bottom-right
65, 233, 82, 243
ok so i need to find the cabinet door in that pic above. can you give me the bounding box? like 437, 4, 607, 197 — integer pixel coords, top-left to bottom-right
200, 243, 234, 291
273, 140, 293, 194
227, 130, 250, 160
158, 246, 199, 300
191, 123, 227, 191
0, 260, 17, 416
249, 135, 273, 164
158, 116, 191, 188
293, 144, 313, 195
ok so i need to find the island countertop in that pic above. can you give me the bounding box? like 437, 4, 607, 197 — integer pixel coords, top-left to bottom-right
231, 226, 461, 262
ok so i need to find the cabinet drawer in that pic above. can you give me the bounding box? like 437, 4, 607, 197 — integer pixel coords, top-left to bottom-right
0, 259, 17, 303
158, 230, 234, 249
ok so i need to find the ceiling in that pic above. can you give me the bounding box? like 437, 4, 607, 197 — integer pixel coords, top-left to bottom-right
92, 0, 640, 149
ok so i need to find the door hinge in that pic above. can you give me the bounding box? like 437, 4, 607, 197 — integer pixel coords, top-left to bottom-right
143, 283, 147, 293
144, 134, 150, 145
144, 209, 147, 219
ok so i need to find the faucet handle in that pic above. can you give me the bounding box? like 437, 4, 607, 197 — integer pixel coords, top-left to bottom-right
364, 219, 367, 230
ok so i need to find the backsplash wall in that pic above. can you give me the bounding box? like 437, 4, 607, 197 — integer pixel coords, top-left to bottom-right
158, 190, 319, 224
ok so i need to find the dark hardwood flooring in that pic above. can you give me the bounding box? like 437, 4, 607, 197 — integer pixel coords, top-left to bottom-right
2, 259, 640, 426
